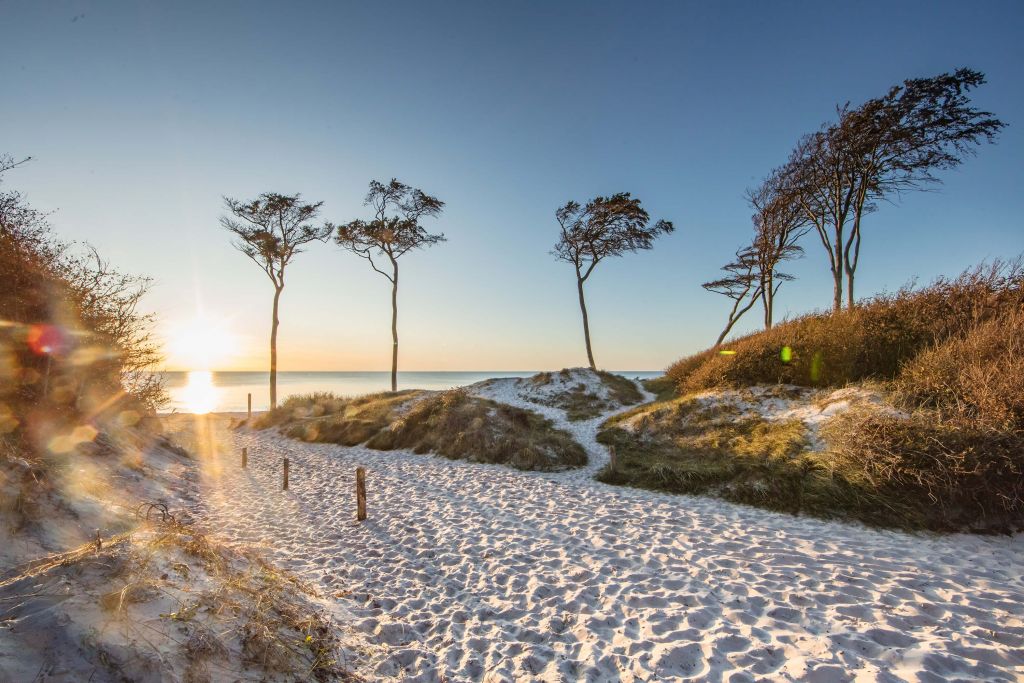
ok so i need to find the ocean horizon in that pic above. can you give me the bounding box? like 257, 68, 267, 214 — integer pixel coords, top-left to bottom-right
161, 370, 663, 413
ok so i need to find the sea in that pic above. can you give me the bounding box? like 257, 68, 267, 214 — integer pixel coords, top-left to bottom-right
161, 370, 663, 414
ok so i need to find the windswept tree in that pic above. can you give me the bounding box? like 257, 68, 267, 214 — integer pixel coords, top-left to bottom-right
553, 193, 673, 369
786, 68, 1004, 312
782, 127, 858, 314
705, 173, 805, 344
838, 68, 1004, 306
221, 193, 330, 408
746, 170, 807, 328
703, 247, 760, 346
334, 179, 445, 392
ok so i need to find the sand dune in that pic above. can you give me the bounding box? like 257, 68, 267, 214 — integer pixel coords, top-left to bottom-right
190, 377, 1024, 681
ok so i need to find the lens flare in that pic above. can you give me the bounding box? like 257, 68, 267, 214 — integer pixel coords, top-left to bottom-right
165, 314, 236, 371
177, 370, 221, 414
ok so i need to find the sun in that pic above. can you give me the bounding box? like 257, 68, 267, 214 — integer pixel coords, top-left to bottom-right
166, 313, 237, 370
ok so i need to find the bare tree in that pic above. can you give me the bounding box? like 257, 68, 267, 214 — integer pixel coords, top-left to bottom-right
747, 170, 808, 328
333, 179, 445, 392
785, 68, 1004, 312
782, 128, 859, 314
703, 247, 761, 346
553, 193, 673, 369
221, 193, 330, 408
838, 68, 1004, 307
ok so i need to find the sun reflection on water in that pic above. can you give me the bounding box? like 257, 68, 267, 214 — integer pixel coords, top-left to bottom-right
178, 370, 221, 414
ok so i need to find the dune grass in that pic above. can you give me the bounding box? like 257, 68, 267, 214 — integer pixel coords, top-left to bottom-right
666, 259, 1024, 394
530, 369, 645, 421
595, 396, 872, 522
259, 389, 587, 471
0, 521, 359, 682
366, 389, 587, 470
604, 259, 1024, 532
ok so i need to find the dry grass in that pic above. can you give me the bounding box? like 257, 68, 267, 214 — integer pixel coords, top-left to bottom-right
894, 308, 1024, 433
0, 521, 363, 682
532, 369, 645, 421
667, 259, 1024, 393
822, 411, 1024, 532
263, 389, 587, 471
366, 389, 587, 470
627, 259, 1024, 531
596, 397, 856, 520
279, 391, 423, 445
248, 390, 421, 431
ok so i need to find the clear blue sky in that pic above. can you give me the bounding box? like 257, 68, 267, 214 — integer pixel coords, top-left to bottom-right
2, 1, 1022, 371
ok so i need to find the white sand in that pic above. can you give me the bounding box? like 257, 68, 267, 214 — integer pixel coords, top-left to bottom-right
191, 374, 1024, 681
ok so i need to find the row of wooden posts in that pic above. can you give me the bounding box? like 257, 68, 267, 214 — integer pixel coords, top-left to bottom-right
241, 446, 367, 521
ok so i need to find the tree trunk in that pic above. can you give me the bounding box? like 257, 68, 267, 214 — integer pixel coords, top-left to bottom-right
390, 263, 399, 392
576, 276, 596, 370
831, 264, 842, 314
763, 272, 774, 330
845, 270, 855, 310
270, 285, 282, 409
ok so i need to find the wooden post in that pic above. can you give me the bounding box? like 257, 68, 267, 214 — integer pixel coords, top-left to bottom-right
242, 447, 248, 468
356, 467, 367, 521
247, 393, 252, 421
609, 445, 617, 472
283, 457, 289, 490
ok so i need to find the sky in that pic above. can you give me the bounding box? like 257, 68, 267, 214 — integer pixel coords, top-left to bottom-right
2, 1, 1022, 372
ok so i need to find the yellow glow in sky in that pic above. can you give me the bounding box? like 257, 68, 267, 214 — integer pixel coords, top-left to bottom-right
165, 314, 238, 371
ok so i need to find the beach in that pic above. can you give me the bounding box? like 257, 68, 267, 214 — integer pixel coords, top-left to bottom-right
174, 377, 1024, 681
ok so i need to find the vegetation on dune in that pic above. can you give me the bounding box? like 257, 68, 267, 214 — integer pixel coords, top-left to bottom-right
1, 153, 165, 487
258, 389, 587, 471
530, 369, 644, 421
597, 393, 1023, 531
606, 260, 1024, 532
597, 394, 851, 522
367, 389, 587, 470
251, 390, 421, 433
668, 260, 1024, 394
0, 521, 360, 682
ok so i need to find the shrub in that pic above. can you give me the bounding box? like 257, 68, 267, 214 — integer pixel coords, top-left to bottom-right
251, 391, 417, 431
261, 388, 587, 471
667, 259, 1024, 393
822, 412, 1024, 532
366, 389, 587, 470
894, 309, 1024, 432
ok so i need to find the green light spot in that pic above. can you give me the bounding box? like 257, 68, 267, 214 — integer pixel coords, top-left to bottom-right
780, 346, 793, 363
718, 349, 737, 356
810, 351, 824, 383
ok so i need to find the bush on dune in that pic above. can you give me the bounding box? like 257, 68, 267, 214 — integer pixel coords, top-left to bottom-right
250, 390, 420, 433
260, 389, 587, 471
667, 259, 1024, 393
621, 259, 1024, 532
366, 389, 587, 470
894, 308, 1024, 433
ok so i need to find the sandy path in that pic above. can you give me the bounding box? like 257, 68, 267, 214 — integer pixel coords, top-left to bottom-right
190, 392, 1024, 682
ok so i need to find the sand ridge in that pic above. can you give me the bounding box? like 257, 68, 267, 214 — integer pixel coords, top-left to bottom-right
190, 376, 1024, 682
